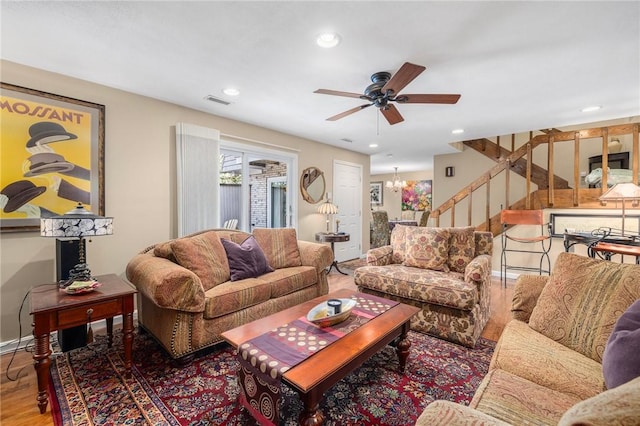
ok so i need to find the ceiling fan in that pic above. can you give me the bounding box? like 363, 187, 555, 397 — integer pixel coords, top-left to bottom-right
314, 62, 461, 125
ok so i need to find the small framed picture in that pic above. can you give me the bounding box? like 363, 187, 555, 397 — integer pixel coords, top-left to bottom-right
370, 181, 383, 206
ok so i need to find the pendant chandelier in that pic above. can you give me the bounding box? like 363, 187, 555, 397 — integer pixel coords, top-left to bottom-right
386, 167, 406, 192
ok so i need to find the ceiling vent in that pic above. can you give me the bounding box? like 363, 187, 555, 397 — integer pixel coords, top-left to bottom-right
204, 95, 231, 106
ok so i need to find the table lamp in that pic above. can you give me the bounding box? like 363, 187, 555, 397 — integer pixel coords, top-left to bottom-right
41, 202, 113, 287
318, 197, 338, 233
599, 183, 640, 236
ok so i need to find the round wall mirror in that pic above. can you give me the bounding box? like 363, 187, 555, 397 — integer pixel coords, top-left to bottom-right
300, 166, 326, 204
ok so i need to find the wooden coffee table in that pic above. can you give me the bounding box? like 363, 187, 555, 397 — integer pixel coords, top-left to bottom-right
221, 288, 420, 425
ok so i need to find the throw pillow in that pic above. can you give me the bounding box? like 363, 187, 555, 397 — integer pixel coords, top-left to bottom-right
390, 224, 410, 264
602, 299, 640, 389
528, 252, 640, 362
446, 226, 475, 273
403, 227, 450, 271
171, 231, 230, 291
221, 236, 274, 281
252, 228, 302, 269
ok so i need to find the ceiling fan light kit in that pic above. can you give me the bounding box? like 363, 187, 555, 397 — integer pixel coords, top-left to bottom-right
315, 62, 461, 125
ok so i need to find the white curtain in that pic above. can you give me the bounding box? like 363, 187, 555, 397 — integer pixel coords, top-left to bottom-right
176, 123, 220, 237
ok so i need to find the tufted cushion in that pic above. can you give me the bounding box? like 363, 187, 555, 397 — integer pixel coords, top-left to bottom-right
602, 299, 640, 389
252, 228, 302, 269
446, 226, 475, 273
403, 227, 450, 271
171, 231, 230, 291
528, 252, 640, 362
221, 235, 273, 281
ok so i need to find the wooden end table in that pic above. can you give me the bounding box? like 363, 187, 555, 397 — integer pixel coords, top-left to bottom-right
29, 273, 136, 414
315, 232, 350, 275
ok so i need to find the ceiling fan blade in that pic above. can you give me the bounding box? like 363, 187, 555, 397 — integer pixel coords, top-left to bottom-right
326, 103, 372, 121
380, 104, 404, 125
396, 94, 461, 104
381, 62, 426, 96
314, 89, 363, 99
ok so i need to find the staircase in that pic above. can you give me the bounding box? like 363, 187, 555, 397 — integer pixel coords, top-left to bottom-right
431, 121, 640, 236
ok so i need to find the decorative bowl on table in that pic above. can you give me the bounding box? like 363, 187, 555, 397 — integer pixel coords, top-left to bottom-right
307, 298, 357, 328
62, 280, 101, 295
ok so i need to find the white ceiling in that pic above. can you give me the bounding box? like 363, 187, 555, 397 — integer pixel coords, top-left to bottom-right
2, 1, 639, 174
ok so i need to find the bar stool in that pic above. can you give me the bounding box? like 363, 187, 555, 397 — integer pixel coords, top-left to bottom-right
500, 209, 552, 287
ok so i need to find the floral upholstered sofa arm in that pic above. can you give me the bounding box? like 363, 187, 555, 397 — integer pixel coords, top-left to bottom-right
366, 245, 393, 266
464, 254, 492, 284
126, 252, 205, 313
510, 274, 549, 322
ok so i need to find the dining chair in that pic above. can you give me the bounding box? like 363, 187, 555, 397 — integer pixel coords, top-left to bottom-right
371, 210, 391, 248
401, 210, 415, 221
418, 210, 431, 226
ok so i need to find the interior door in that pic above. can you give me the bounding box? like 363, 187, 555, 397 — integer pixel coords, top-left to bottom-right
333, 160, 362, 262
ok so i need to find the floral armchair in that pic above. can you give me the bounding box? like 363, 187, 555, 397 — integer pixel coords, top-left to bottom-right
355, 225, 493, 348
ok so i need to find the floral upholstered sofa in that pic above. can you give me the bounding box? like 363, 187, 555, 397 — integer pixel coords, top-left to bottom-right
126, 228, 333, 360
416, 252, 640, 425
354, 225, 493, 348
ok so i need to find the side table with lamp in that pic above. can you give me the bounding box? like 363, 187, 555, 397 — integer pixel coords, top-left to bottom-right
316, 196, 350, 274
31, 203, 137, 414
592, 182, 640, 263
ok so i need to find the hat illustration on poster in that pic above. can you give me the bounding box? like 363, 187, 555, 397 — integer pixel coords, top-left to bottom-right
26, 122, 77, 148
0, 180, 46, 213
24, 153, 75, 177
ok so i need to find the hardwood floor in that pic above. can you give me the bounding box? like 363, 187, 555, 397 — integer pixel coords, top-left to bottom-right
0, 273, 514, 424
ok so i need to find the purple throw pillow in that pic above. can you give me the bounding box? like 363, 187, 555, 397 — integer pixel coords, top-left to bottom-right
602, 299, 640, 389
221, 236, 274, 281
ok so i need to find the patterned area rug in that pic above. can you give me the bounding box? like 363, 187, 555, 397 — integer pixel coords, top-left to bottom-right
50, 330, 495, 426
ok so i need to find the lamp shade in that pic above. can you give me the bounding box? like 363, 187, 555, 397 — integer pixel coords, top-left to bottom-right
318, 201, 338, 215
598, 183, 640, 201
41, 203, 113, 237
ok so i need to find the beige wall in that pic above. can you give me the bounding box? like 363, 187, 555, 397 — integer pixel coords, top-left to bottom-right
370, 170, 434, 220
0, 60, 370, 342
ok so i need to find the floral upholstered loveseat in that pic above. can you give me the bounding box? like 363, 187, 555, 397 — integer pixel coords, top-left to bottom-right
416, 252, 640, 425
354, 225, 493, 348
126, 228, 333, 360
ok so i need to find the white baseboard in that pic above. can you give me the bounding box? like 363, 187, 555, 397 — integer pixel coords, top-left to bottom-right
491, 270, 520, 281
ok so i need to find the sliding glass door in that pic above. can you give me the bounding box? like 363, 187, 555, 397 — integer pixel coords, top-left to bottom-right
220, 142, 296, 232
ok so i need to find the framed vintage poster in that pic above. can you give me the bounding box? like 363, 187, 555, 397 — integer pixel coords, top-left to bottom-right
402, 180, 432, 211
370, 181, 383, 206
0, 83, 105, 232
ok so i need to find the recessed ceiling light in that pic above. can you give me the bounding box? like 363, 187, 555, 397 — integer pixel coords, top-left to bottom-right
369, 143, 378, 148
316, 32, 341, 48
581, 105, 601, 112
223, 87, 240, 96
451, 129, 465, 134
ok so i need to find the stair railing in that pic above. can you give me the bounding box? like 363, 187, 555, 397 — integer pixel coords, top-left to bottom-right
431, 122, 639, 235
